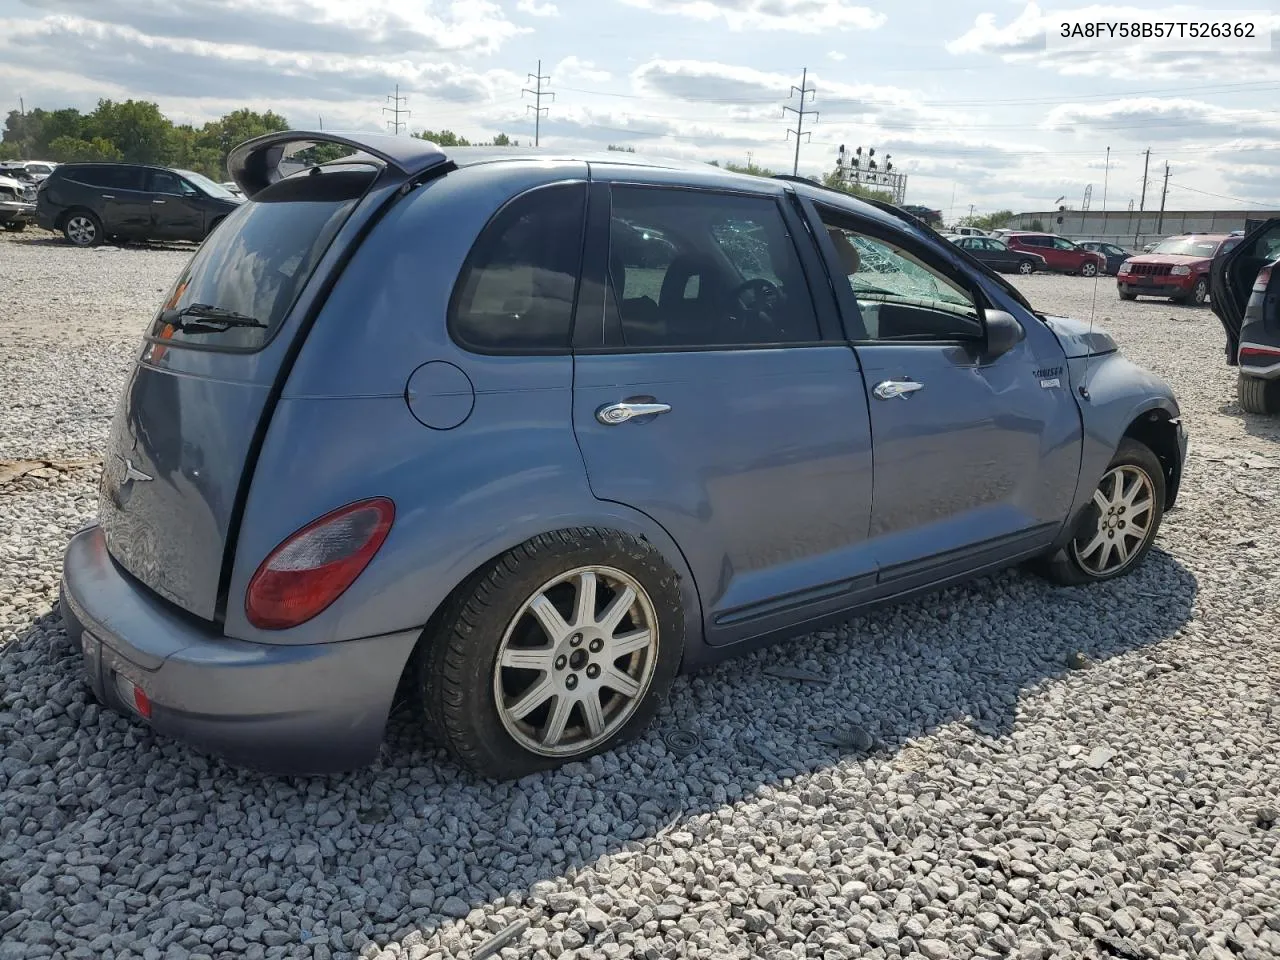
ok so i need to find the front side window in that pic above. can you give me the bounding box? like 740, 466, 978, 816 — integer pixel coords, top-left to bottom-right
150, 170, 196, 196
606, 187, 819, 348
818, 205, 982, 342
97, 166, 146, 191
451, 182, 586, 352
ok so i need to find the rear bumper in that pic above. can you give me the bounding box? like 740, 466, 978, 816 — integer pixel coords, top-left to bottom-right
35, 205, 58, 231
59, 524, 420, 775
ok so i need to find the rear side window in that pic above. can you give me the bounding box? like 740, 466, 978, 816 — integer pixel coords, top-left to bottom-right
95, 166, 146, 191
145, 168, 376, 353
450, 182, 587, 353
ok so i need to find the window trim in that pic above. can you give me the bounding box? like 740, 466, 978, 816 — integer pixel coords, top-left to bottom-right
446, 179, 590, 357
805, 198, 992, 348
575, 180, 835, 355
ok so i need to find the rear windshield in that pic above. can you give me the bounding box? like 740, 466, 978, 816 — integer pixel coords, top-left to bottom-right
146, 167, 376, 351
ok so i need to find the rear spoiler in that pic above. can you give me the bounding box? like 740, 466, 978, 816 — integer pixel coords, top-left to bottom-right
227, 130, 452, 199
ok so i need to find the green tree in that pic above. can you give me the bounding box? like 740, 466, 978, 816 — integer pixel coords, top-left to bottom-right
821, 170, 893, 202
491, 132, 518, 146
968, 209, 1014, 231
85, 100, 172, 164
413, 129, 471, 147
724, 159, 776, 177
204, 108, 290, 157
1030, 218, 1044, 232
46, 135, 123, 163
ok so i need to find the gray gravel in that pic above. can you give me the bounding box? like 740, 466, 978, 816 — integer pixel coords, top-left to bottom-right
2, 233, 1279, 960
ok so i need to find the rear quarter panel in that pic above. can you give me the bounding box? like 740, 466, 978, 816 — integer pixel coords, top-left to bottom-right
224, 160, 703, 651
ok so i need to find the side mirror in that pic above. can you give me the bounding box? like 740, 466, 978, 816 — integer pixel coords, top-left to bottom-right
983, 309, 1025, 360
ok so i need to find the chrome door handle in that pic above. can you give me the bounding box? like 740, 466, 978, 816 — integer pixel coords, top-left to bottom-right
101, 194, 115, 199
596, 401, 671, 425
152, 199, 166, 204
873, 379, 924, 400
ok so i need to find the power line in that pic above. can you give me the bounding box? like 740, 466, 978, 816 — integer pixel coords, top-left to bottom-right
783, 67, 817, 177
523, 59, 555, 147
1167, 180, 1274, 206
383, 84, 410, 135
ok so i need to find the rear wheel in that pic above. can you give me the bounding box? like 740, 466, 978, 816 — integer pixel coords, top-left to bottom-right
415, 528, 685, 779
62, 211, 102, 247
1034, 439, 1165, 586
1237, 372, 1280, 415
1017, 259, 1035, 275
1081, 261, 1099, 278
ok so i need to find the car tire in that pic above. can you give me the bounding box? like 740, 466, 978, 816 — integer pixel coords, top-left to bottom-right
1189, 278, 1209, 306
1237, 372, 1280, 415
62, 210, 103, 247
3, 221, 26, 232
1081, 261, 1099, 278
1033, 438, 1166, 587
1017, 259, 1036, 275
1119, 290, 1137, 301
414, 528, 685, 779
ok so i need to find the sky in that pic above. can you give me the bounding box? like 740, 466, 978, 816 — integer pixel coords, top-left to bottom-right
2, 0, 1279, 218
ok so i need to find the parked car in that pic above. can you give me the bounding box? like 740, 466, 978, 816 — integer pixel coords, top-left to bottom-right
59, 131, 1188, 778
951, 234, 1046, 275
0, 173, 36, 231
900, 203, 943, 225
1079, 241, 1132, 276
36, 162, 243, 246
953, 226, 991, 238
219, 180, 244, 198
1117, 234, 1241, 306
1005, 232, 1108, 276
0, 159, 57, 183
1211, 220, 1280, 413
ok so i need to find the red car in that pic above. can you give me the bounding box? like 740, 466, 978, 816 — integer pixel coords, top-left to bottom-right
1118, 233, 1242, 306
1005, 232, 1107, 276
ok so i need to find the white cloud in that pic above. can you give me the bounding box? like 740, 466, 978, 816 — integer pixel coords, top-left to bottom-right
516, 0, 559, 16
1045, 98, 1280, 142
555, 56, 611, 84
827, 51, 847, 61
618, 0, 886, 34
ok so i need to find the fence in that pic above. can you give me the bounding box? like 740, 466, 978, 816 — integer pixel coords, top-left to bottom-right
1006, 209, 1280, 251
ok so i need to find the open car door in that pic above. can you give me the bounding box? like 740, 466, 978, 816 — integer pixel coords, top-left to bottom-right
1211, 218, 1280, 364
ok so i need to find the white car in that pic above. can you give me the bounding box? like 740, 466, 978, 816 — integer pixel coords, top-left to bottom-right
0, 174, 37, 231
954, 226, 992, 237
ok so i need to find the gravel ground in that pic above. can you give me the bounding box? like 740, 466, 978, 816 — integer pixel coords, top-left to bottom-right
2, 231, 1278, 960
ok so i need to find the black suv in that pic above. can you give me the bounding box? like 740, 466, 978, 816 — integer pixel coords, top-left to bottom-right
36, 162, 243, 246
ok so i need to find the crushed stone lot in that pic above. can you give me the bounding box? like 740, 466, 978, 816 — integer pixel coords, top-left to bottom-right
2, 231, 1278, 960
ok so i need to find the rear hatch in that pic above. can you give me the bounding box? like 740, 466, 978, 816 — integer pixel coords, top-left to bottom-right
98, 132, 450, 620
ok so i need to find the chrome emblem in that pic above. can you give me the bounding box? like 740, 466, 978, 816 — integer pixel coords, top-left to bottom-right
115, 454, 153, 484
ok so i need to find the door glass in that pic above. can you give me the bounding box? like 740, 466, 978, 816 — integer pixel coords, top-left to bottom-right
1052, 238, 1077, 250
817, 206, 982, 342
450, 182, 585, 352
150, 170, 196, 196
607, 187, 819, 347
98, 166, 145, 191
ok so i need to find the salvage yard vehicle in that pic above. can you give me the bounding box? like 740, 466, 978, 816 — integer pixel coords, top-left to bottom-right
60, 131, 1188, 779
1119, 234, 1241, 306
0, 173, 36, 232
1211, 219, 1280, 414
1005, 232, 1108, 276
950, 234, 1046, 275
36, 161, 243, 247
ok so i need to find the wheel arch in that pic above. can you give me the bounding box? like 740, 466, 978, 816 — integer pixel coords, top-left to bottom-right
1122, 408, 1184, 509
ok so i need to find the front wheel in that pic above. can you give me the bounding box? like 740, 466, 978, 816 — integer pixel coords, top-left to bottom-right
1034, 439, 1165, 586
1017, 259, 1036, 275
415, 528, 685, 778
1081, 261, 1099, 278
1189, 278, 1209, 306
1238, 372, 1280, 415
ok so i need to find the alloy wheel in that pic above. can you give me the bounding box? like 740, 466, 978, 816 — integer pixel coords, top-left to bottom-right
1071, 464, 1156, 576
1192, 279, 1208, 305
1082, 261, 1098, 277
493, 565, 659, 757
66, 216, 96, 246
1018, 260, 1034, 275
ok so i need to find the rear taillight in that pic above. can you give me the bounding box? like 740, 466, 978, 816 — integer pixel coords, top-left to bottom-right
1253, 264, 1272, 293
246, 498, 394, 629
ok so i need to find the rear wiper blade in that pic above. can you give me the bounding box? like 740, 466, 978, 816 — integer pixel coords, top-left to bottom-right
162, 303, 267, 332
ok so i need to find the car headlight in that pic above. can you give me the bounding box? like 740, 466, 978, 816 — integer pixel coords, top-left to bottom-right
1118, 261, 1133, 274
1170, 265, 1191, 276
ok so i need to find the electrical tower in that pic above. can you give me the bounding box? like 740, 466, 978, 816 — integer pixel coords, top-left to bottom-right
783, 68, 817, 177
383, 84, 410, 135
523, 60, 555, 147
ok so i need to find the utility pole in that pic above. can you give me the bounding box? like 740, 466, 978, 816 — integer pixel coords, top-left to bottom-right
383, 84, 410, 135
1138, 149, 1151, 211
783, 67, 817, 177
967, 203, 976, 224
523, 60, 554, 147
1157, 162, 1170, 233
